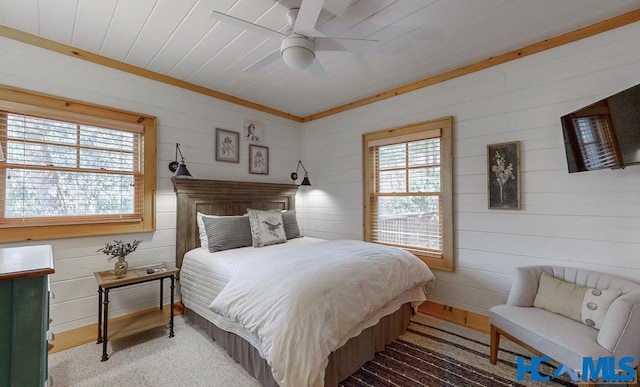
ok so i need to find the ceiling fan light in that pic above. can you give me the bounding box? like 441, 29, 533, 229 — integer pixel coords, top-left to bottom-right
281, 35, 315, 70
282, 46, 315, 70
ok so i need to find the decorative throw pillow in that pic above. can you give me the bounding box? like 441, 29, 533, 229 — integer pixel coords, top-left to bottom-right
582, 287, 622, 329
533, 272, 621, 329
202, 215, 253, 252
247, 208, 287, 247
281, 209, 302, 239
197, 212, 219, 248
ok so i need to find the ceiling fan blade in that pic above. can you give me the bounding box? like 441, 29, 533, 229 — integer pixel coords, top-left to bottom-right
320, 0, 352, 16
353, 52, 374, 75
209, 10, 285, 40
307, 57, 329, 80
315, 0, 389, 37
314, 36, 378, 52
243, 50, 282, 73
293, 0, 325, 36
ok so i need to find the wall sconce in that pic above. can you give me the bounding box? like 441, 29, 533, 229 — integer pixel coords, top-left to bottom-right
168, 143, 193, 179
291, 160, 311, 186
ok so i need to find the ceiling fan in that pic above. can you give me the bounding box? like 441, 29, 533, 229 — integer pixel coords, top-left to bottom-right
209, 0, 378, 80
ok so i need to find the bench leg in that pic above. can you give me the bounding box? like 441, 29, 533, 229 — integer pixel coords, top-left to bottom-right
628, 367, 638, 387
490, 324, 500, 364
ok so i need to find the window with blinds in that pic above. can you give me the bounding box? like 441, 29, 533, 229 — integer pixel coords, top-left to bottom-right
573, 115, 620, 170
1, 112, 142, 222
370, 138, 442, 251
363, 117, 454, 271
0, 85, 156, 242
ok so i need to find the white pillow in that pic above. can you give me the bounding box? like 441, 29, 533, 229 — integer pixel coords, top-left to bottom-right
533, 272, 621, 329
197, 212, 218, 248
582, 288, 622, 329
247, 208, 287, 247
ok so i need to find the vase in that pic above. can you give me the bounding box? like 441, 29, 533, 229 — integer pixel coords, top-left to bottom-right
114, 256, 129, 278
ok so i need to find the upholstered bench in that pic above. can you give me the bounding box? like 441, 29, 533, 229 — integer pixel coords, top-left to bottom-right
489, 266, 640, 376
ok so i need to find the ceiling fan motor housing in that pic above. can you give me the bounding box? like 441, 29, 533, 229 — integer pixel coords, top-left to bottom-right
281, 35, 316, 70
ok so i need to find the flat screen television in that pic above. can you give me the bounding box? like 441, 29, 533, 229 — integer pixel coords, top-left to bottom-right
560, 83, 640, 173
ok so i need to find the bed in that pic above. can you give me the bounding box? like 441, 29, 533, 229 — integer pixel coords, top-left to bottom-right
173, 178, 435, 387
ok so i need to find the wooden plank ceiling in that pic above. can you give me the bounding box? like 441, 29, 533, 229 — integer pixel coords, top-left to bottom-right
0, 0, 639, 121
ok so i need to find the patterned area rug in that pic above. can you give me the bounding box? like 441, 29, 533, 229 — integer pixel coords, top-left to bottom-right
341, 313, 575, 387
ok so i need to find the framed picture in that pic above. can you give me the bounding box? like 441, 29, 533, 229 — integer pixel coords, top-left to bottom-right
249, 144, 269, 175
215, 128, 239, 163
244, 119, 263, 142
487, 141, 521, 209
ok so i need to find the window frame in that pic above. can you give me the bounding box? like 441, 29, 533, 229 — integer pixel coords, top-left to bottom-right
362, 117, 454, 271
0, 85, 156, 242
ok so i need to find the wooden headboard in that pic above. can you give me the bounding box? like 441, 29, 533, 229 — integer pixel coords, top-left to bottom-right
172, 178, 298, 269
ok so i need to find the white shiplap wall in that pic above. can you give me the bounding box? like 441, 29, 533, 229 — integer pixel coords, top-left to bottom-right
301, 21, 640, 316
2, 19, 640, 334
0, 37, 304, 333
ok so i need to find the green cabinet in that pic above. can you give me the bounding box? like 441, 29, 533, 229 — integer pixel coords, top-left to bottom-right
0, 245, 54, 387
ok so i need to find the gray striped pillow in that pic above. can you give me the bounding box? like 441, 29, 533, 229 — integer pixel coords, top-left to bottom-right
202, 216, 252, 252
281, 209, 301, 239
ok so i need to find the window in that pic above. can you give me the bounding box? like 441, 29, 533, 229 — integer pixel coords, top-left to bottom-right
573, 115, 621, 170
363, 117, 453, 271
0, 86, 156, 242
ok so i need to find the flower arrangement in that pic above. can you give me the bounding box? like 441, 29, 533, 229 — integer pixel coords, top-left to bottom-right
491, 151, 515, 204
98, 239, 141, 262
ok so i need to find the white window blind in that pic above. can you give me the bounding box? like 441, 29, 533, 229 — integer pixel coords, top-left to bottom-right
363, 118, 453, 271
369, 133, 443, 257
573, 115, 620, 170
0, 111, 144, 225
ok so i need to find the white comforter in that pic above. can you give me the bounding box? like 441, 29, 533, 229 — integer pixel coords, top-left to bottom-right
209, 239, 436, 387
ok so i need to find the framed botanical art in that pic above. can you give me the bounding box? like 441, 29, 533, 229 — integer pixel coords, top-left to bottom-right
244, 119, 263, 142
215, 128, 239, 163
487, 141, 520, 209
249, 144, 269, 175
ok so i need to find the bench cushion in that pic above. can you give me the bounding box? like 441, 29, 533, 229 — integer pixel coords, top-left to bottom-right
489, 304, 610, 370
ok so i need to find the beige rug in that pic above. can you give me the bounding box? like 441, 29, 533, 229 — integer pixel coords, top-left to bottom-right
48, 315, 260, 386
49, 313, 573, 386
